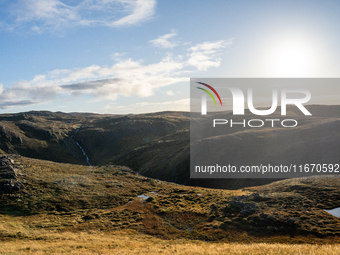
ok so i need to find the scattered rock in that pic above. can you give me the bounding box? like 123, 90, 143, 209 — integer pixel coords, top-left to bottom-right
146, 197, 154, 203
227, 199, 258, 216
224, 194, 260, 216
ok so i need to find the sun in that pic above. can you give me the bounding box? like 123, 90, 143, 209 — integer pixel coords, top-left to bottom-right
264, 35, 319, 77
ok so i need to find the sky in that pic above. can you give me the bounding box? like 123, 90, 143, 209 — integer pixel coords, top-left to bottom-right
0, 0, 340, 114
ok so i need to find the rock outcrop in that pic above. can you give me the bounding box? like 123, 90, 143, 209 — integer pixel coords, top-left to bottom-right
0, 155, 24, 195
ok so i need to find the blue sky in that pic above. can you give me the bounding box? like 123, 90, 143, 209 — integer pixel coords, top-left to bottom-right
0, 0, 340, 114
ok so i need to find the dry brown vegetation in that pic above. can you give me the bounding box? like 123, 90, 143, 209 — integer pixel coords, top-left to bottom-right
1, 227, 340, 255
1, 154, 340, 254
1, 215, 340, 254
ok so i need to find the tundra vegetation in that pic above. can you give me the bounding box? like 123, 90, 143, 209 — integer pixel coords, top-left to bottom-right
0, 109, 339, 254
1, 154, 340, 254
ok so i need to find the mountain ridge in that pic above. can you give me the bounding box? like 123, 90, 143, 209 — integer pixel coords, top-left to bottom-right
0, 105, 339, 189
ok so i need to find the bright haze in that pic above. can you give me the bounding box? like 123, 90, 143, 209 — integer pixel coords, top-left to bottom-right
0, 0, 339, 114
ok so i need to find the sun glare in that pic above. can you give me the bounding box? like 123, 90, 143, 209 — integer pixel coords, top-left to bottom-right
264, 36, 319, 77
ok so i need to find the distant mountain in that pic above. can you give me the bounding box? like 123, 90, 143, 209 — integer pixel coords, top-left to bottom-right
0, 105, 339, 189
106, 105, 340, 188
0, 110, 191, 181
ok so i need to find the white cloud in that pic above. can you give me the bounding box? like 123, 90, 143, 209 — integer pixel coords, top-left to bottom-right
149, 29, 178, 48
17, 0, 76, 21
189, 40, 228, 52
0, 100, 39, 109
0, 38, 232, 109
104, 98, 190, 113
187, 39, 233, 71
13, 0, 78, 30
166, 90, 174, 96
6, 0, 157, 32
0, 56, 186, 108
110, 0, 156, 27
111, 52, 127, 60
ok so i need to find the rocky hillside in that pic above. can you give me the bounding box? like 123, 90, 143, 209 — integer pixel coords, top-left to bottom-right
0, 111, 103, 165
0, 106, 339, 190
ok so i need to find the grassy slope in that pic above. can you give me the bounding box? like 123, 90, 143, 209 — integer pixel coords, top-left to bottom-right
1, 228, 340, 255
1, 155, 340, 245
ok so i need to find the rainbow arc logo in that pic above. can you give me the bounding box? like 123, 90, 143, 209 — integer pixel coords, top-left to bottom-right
196, 82, 222, 115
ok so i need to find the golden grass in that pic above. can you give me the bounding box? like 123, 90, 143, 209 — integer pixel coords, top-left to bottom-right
1, 215, 340, 255
1, 213, 339, 255
2, 155, 340, 255
1, 229, 340, 255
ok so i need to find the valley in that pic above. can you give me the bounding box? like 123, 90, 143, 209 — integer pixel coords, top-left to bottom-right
0, 107, 339, 254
